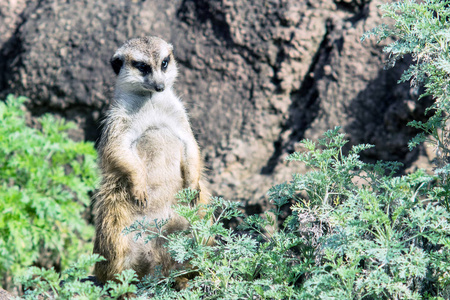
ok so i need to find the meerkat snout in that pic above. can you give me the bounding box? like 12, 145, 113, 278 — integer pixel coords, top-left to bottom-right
110, 36, 177, 94
154, 83, 165, 92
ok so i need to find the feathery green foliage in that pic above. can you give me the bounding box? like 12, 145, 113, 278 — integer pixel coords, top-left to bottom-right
0, 95, 98, 288
362, 0, 450, 224
18, 254, 141, 299
287, 128, 450, 299
123, 191, 304, 299
361, 0, 450, 158
121, 128, 450, 299
24, 127, 450, 298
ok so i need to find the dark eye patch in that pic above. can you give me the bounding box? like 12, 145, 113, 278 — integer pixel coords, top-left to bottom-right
161, 56, 170, 71
132, 61, 152, 75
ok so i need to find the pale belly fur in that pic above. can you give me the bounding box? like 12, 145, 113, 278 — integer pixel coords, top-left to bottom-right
125, 126, 190, 276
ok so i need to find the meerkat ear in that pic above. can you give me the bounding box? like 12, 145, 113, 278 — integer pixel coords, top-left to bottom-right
110, 55, 124, 75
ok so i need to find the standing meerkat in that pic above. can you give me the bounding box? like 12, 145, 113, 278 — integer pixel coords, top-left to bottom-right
93, 36, 208, 285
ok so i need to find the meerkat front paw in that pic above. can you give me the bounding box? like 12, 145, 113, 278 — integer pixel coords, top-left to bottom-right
131, 177, 149, 208
132, 187, 148, 208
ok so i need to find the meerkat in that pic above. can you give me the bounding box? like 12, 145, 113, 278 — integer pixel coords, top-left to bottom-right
93, 36, 208, 285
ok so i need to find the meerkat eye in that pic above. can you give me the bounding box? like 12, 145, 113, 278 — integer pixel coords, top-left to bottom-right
161, 56, 170, 71
132, 61, 151, 75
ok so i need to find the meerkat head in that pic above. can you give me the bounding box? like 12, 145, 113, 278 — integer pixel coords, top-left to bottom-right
110, 36, 177, 94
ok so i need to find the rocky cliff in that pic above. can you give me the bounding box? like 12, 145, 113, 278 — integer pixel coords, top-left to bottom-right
0, 0, 433, 211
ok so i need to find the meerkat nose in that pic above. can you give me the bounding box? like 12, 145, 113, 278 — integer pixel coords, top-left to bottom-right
155, 83, 165, 92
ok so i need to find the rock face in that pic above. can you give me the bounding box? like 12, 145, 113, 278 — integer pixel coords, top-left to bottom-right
0, 0, 432, 210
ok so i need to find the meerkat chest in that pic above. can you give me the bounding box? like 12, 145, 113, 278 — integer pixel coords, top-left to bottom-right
128, 106, 188, 162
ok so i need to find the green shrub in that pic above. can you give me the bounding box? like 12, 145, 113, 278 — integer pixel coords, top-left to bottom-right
121, 128, 450, 299
21, 129, 450, 298
122, 189, 304, 299
285, 128, 450, 299
361, 0, 450, 260
361, 0, 450, 164
18, 254, 140, 300
0, 95, 98, 289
